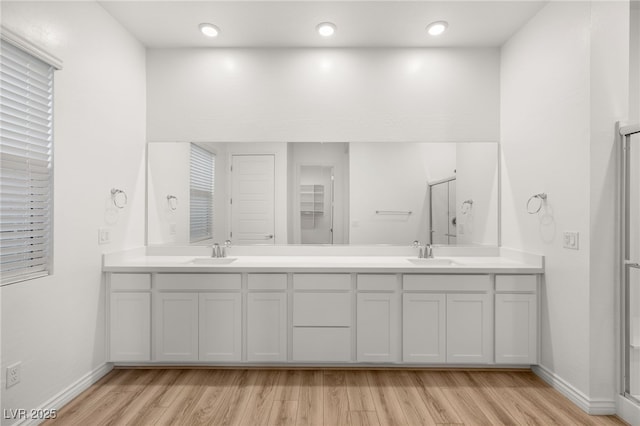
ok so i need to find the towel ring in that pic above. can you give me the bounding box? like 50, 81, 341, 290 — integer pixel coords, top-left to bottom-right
167, 195, 178, 211
461, 199, 473, 214
111, 188, 128, 209
526, 193, 547, 214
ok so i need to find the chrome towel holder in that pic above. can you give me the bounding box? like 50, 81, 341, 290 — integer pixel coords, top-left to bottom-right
111, 188, 128, 209
526, 193, 547, 214
167, 195, 178, 211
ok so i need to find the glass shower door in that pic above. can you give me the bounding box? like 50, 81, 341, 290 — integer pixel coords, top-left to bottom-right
623, 127, 640, 401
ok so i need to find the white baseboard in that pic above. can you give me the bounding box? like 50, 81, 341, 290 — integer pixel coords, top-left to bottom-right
15, 363, 113, 426
617, 394, 640, 424
532, 365, 616, 415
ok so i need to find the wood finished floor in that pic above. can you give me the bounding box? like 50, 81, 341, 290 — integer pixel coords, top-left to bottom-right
45, 369, 627, 426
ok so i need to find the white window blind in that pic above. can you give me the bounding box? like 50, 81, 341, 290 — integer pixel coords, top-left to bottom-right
0, 41, 54, 286
190, 144, 215, 242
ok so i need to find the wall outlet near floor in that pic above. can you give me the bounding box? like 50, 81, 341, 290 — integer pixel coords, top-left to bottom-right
563, 231, 579, 250
6, 362, 21, 388
98, 228, 111, 245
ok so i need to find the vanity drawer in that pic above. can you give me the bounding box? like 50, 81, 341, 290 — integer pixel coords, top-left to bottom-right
110, 273, 151, 291
248, 273, 287, 290
156, 273, 241, 291
495, 275, 537, 293
293, 327, 351, 362
403, 275, 491, 292
293, 274, 351, 290
293, 292, 351, 326
357, 274, 398, 291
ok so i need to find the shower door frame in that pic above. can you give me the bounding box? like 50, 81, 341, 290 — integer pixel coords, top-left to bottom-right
620, 122, 640, 403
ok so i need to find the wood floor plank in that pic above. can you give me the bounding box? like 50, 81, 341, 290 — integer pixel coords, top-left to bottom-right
323, 370, 350, 426
269, 401, 298, 426
387, 371, 437, 425
240, 370, 282, 426
43, 368, 628, 426
345, 370, 376, 412
366, 371, 408, 426
349, 411, 381, 426
296, 370, 323, 426
179, 370, 235, 426
154, 369, 212, 426
412, 371, 464, 424
275, 370, 303, 401
210, 369, 259, 426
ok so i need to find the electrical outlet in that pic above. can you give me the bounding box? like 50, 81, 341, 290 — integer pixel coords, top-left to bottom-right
98, 228, 111, 245
6, 362, 21, 388
563, 231, 579, 250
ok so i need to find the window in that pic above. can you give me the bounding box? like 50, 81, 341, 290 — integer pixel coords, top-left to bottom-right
190, 143, 215, 242
0, 40, 55, 285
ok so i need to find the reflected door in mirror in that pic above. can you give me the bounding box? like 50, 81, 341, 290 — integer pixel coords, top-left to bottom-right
230, 155, 275, 244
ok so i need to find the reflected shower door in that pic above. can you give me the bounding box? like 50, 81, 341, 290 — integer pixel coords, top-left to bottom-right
429, 178, 456, 245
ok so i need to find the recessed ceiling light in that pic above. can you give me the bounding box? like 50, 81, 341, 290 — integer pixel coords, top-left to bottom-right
316, 22, 337, 37
426, 21, 448, 36
199, 23, 220, 38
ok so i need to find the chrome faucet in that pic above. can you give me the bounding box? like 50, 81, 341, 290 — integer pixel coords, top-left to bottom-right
212, 243, 222, 258
413, 241, 434, 259
423, 243, 434, 259
223, 240, 231, 258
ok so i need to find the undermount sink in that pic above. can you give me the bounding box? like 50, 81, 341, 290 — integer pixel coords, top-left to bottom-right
406, 258, 458, 266
189, 257, 237, 265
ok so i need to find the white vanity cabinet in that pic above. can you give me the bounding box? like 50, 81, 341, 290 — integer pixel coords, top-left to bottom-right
494, 275, 538, 364
403, 275, 493, 364
356, 274, 399, 362
403, 293, 446, 363
108, 273, 151, 362
154, 273, 242, 362
247, 274, 288, 362
292, 274, 352, 362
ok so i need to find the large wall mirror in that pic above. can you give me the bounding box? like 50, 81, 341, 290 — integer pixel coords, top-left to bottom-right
147, 142, 499, 246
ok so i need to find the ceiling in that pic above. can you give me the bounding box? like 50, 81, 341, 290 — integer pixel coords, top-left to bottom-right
99, 1, 547, 48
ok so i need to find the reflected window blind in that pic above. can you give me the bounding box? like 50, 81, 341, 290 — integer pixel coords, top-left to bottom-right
190, 144, 215, 242
0, 41, 54, 285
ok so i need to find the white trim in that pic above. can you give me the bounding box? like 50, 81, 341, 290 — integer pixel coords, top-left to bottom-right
13, 363, 113, 426
532, 365, 616, 415
0, 26, 63, 70
617, 394, 640, 425
619, 123, 640, 137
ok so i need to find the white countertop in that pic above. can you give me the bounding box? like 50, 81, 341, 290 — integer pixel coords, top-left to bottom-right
103, 250, 544, 274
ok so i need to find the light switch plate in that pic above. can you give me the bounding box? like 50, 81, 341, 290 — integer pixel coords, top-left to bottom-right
98, 228, 111, 245
563, 231, 579, 250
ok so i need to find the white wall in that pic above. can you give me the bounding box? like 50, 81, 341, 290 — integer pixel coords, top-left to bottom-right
146, 48, 499, 143
0, 2, 146, 423
501, 0, 628, 409
148, 143, 190, 244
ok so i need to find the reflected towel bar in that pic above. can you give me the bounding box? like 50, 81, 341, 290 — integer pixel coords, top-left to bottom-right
376, 210, 412, 215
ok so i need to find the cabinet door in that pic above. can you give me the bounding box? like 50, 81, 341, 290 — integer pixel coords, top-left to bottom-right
109, 292, 150, 362
199, 293, 242, 362
155, 293, 199, 361
247, 292, 287, 362
446, 293, 492, 363
357, 292, 398, 362
402, 293, 446, 363
495, 293, 537, 364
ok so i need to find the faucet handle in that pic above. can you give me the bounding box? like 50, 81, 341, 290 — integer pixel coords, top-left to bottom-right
224, 240, 232, 247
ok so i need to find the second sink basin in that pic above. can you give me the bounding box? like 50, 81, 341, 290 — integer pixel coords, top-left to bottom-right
406, 258, 458, 266
190, 257, 237, 265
